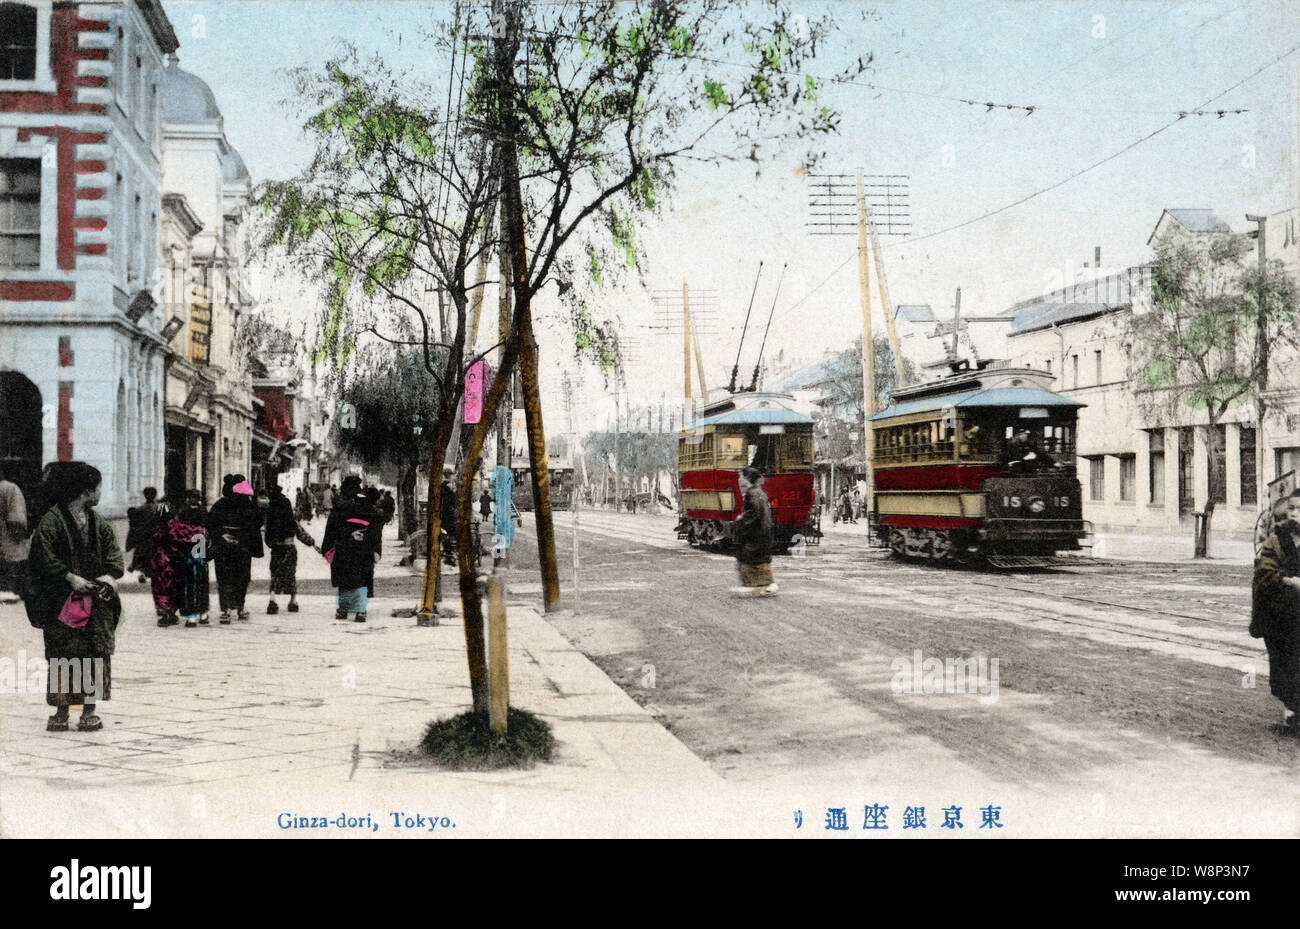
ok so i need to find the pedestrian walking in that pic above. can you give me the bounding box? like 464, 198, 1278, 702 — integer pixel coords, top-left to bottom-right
479, 487, 492, 520
378, 489, 396, 527
265, 476, 313, 615
25, 462, 122, 732
322, 476, 381, 622
125, 486, 163, 582
439, 473, 457, 566
206, 474, 264, 623
151, 490, 210, 627
294, 487, 314, 524
838, 487, 855, 524
729, 466, 777, 597
1252, 488, 1300, 732
0, 461, 28, 603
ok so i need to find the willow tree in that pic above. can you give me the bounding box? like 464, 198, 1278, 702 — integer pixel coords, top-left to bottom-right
256, 40, 502, 620
450, 0, 871, 712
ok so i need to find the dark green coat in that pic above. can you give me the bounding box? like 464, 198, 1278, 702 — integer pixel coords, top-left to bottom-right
27, 505, 124, 658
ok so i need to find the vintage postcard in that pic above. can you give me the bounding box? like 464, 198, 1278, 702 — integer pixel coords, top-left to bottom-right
0, 0, 1296, 867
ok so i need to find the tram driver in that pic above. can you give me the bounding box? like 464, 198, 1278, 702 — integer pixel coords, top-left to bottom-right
1006, 427, 1056, 474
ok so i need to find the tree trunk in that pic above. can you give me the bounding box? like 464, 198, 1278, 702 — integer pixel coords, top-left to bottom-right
456, 283, 523, 718
1196, 421, 1225, 559
501, 134, 561, 612
417, 396, 456, 619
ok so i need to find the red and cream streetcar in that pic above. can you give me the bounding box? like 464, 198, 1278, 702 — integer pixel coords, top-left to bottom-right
675, 392, 821, 552
869, 361, 1090, 566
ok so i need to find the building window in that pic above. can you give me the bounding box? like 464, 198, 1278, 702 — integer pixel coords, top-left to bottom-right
0, 158, 40, 268
1089, 457, 1104, 501
1071, 354, 1080, 389
1240, 426, 1257, 506
1094, 349, 1103, 384
0, 3, 36, 80
1178, 426, 1194, 514
0, 2, 53, 92
1210, 424, 1226, 506
1118, 454, 1135, 502
1278, 447, 1300, 482
1045, 359, 1052, 374
1149, 430, 1165, 505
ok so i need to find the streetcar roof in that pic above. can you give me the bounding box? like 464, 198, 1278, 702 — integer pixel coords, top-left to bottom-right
683, 408, 814, 429
868, 386, 1084, 421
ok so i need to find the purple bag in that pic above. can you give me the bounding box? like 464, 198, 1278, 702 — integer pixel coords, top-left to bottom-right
57, 592, 94, 629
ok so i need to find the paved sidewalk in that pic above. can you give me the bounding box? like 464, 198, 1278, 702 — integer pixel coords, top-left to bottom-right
0, 521, 725, 837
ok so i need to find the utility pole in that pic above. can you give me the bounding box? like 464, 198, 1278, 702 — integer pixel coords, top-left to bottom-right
1247, 212, 1268, 508
683, 280, 693, 425
855, 171, 876, 515
950, 287, 962, 360
494, 5, 560, 614
867, 209, 906, 386
613, 377, 621, 513
564, 374, 578, 611
808, 169, 911, 521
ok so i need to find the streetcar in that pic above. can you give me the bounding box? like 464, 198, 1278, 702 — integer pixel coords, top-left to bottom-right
868, 361, 1089, 567
512, 467, 574, 512
674, 391, 821, 552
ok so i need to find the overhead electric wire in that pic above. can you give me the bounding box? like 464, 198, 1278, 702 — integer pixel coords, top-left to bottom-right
769, 41, 1300, 328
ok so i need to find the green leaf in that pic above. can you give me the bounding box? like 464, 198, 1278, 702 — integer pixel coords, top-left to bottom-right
703, 78, 729, 111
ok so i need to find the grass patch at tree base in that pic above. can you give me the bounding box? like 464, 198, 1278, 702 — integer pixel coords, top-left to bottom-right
418, 707, 555, 769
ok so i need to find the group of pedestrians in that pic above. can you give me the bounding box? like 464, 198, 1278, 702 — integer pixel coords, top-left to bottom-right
0, 460, 382, 732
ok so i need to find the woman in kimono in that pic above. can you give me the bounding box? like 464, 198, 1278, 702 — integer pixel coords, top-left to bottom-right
265, 477, 313, 614
26, 462, 123, 732
1252, 488, 1300, 732
206, 474, 264, 623
151, 490, 210, 627
322, 477, 382, 623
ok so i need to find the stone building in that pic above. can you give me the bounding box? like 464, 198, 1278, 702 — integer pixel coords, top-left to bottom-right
1003, 209, 1300, 541
157, 60, 256, 503
0, 0, 179, 516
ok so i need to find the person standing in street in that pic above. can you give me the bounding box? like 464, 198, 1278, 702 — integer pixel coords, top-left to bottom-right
125, 487, 163, 582
151, 490, 210, 627
479, 486, 492, 521
439, 473, 457, 566
265, 476, 312, 615
322, 476, 381, 622
838, 487, 855, 524
26, 462, 122, 732
206, 474, 264, 623
294, 486, 314, 524
729, 466, 777, 597
0, 462, 28, 603
1252, 488, 1300, 732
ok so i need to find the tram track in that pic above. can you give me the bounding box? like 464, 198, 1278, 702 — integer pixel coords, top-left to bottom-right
783, 541, 1259, 667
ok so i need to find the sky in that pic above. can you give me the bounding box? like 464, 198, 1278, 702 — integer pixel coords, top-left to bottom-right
160, 0, 1298, 430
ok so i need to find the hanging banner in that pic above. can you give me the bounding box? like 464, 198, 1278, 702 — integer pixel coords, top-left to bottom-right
464, 360, 486, 424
